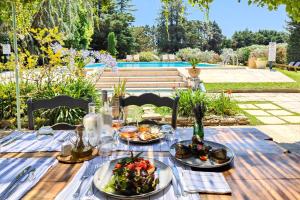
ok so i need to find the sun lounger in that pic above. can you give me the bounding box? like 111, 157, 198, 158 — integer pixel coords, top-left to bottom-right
126, 55, 133, 62
133, 54, 140, 62
275, 61, 299, 72
169, 54, 176, 61
162, 54, 169, 61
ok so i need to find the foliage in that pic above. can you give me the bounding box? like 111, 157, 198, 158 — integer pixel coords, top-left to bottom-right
108, 32, 117, 56
208, 92, 240, 116
249, 46, 268, 59
176, 48, 219, 63
232, 29, 288, 49
156, 0, 186, 53
174, 89, 239, 118
276, 43, 287, 64
91, 0, 135, 58
139, 52, 160, 62
113, 79, 127, 97
189, 58, 199, 68
287, 19, 300, 63
131, 26, 156, 53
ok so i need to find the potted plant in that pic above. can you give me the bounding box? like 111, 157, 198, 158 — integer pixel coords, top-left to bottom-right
188, 58, 200, 78
255, 57, 268, 69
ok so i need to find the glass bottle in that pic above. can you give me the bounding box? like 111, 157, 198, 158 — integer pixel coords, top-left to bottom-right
83, 103, 102, 147
193, 121, 204, 140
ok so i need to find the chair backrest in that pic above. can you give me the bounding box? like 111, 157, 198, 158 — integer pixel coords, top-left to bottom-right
288, 62, 295, 66
294, 61, 300, 67
120, 93, 180, 129
27, 95, 90, 130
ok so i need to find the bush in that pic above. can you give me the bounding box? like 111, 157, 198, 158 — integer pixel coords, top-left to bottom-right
174, 89, 240, 118
0, 78, 100, 129
139, 51, 160, 62
276, 43, 287, 64
176, 48, 220, 63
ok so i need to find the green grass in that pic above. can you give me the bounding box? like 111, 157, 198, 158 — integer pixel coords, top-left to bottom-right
205, 69, 300, 92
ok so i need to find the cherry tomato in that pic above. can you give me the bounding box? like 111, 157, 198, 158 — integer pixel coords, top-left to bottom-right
200, 156, 207, 161
115, 163, 122, 169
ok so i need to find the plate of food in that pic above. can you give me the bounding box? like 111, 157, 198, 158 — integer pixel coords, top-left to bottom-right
93, 153, 172, 199
119, 125, 165, 144
169, 135, 234, 169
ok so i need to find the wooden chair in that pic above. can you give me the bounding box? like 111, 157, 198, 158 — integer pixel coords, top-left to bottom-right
27, 95, 90, 130
120, 93, 179, 129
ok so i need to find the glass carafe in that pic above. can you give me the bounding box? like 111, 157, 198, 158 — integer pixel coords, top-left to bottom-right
83, 103, 102, 147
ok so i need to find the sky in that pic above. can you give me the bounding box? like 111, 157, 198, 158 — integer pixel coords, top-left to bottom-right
131, 0, 288, 38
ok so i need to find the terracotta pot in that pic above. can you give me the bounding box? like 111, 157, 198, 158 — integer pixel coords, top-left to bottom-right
255, 60, 268, 69
248, 57, 256, 68
188, 67, 200, 78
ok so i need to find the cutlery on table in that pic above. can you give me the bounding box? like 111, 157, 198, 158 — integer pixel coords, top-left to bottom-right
0, 166, 35, 199
73, 161, 94, 198
86, 164, 101, 197
172, 166, 187, 197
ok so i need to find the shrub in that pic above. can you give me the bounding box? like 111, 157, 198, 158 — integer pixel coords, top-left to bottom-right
276, 43, 287, 64
108, 32, 117, 57
176, 48, 201, 61
249, 45, 268, 58
176, 48, 219, 63
237, 47, 251, 65
139, 51, 160, 62
174, 89, 240, 118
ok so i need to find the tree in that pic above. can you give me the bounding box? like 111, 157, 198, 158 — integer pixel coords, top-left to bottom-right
156, 0, 187, 53
107, 32, 117, 56
232, 29, 288, 49
287, 19, 300, 62
164, 0, 300, 23
198, 21, 224, 53
131, 26, 156, 53
91, 0, 135, 58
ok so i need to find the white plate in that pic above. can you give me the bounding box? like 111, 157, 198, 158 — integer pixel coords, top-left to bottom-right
93, 157, 172, 199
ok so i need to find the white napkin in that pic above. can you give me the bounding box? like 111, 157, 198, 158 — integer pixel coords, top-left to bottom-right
56, 156, 200, 200
179, 169, 231, 194
0, 157, 58, 200
0, 130, 72, 152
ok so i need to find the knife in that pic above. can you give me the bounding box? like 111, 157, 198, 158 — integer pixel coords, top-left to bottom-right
172, 166, 187, 196
0, 166, 35, 199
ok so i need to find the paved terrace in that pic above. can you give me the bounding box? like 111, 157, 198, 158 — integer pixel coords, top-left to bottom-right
178, 67, 295, 83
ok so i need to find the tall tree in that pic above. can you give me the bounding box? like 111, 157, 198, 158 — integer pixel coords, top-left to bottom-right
156, 0, 187, 53
91, 0, 135, 58
287, 19, 300, 62
107, 32, 117, 56
131, 25, 156, 53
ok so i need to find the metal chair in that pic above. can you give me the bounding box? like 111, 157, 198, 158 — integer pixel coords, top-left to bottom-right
120, 93, 179, 129
27, 95, 90, 130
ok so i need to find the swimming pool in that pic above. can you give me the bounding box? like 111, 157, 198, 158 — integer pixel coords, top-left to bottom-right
85, 62, 218, 68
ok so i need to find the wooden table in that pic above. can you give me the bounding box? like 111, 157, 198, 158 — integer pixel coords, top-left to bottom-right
1, 127, 300, 200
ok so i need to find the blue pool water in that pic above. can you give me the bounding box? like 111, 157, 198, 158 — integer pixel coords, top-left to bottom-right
85, 62, 217, 68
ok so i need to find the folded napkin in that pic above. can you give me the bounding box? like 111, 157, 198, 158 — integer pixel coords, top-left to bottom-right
56, 155, 200, 200
0, 157, 57, 200
0, 130, 73, 152
179, 169, 231, 194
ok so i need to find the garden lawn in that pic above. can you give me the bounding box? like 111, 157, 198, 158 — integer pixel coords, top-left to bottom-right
205, 69, 300, 92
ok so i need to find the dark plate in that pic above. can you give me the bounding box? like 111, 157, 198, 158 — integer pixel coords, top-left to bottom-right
169, 140, 234, 169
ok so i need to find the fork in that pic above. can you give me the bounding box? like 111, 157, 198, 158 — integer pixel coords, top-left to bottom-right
73, 162, 94, 198
86, 164, 101, 197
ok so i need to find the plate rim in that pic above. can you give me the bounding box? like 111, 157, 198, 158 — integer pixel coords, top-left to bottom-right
93, 157, 172, 199
169, 139, 235, 169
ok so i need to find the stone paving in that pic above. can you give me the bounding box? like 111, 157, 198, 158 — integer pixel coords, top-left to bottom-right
234, 93, 300, 125
178, 68, 295, 83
